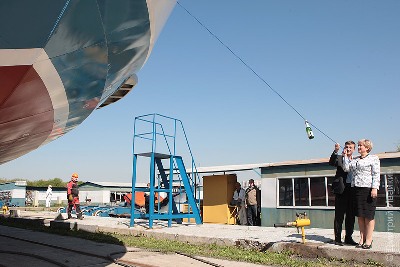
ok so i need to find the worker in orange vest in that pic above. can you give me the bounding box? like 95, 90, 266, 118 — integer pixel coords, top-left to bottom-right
66, 173, 83, 220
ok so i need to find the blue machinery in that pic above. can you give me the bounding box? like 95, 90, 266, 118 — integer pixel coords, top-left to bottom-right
130, 114, 202, 228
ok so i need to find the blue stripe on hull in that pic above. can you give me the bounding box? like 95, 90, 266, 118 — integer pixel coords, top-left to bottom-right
0, 0, 67, 49
99, 0, 151, 91
46, 0, 151, 131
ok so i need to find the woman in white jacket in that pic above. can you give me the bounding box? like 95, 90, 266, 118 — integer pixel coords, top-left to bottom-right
343, 139, 380, 249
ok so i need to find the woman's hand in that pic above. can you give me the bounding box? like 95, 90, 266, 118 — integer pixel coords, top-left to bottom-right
371, 188, 378, 198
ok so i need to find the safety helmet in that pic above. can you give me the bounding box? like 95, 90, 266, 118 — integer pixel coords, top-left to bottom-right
71, 173, 79, 181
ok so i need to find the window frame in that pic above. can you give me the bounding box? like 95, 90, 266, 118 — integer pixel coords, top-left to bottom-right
277, 175, 334, 209
276, 172, 400, 210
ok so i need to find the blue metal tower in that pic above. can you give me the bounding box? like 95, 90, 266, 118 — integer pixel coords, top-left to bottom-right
130, 114, 202, 228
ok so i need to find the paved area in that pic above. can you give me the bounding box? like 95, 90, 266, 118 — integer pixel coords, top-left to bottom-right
5, 211, 400, 266
0, 223, 268, 267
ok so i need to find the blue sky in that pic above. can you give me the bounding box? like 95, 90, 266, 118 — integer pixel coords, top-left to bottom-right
1, 0, 399, 183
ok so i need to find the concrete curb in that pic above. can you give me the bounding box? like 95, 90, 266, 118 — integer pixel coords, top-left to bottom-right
93, 226, 400, 267
95, 224, 400, 267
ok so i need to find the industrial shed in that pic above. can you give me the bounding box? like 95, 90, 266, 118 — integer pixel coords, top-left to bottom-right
1, 181, 148, 207
0, 181, 26, 207
260, 152, 400, 232
25, 185, 67, 207
78, 182, 147, 205
0, 181, 68, 207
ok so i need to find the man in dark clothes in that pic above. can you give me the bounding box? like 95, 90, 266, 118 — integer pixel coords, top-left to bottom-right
329, 141, 357, 246
245, 179, 260, 226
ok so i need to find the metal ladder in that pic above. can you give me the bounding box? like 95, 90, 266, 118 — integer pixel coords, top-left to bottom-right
129, 114, 202, 228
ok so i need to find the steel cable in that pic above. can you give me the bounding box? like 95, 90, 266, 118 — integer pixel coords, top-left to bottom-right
176, 1, 337, 144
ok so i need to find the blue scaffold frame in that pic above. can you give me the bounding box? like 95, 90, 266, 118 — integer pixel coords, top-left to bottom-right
130, 113, 202, 228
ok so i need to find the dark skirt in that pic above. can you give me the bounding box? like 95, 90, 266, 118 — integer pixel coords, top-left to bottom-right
354, 187, 377, 219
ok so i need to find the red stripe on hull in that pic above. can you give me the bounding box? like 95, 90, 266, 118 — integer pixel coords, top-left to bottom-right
0, 65, 54, 164
0, 65, 31, 105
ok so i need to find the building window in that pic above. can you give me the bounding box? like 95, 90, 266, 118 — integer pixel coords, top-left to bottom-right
278, 179, 293, 206
278, 173, 400, 209
294, 178, 309, 206
278, 177, 332, 207
310, 177, 326, 206
110, 191, 126, 203
377, 175, 387, 207
385, 174, 400, 207
278, 177, 335, 207
327, 177, 335, 206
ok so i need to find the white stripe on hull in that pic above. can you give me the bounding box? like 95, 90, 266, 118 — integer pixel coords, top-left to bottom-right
0, 48, 43, 66
33, 50, 69, 145
145, 0, 176, 64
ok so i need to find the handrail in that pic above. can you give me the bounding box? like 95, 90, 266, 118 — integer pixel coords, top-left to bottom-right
132, 114, 201, 191
131, 114, 203, 227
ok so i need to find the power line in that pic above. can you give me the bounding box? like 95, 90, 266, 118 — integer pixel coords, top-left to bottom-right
176, 1, 337, 144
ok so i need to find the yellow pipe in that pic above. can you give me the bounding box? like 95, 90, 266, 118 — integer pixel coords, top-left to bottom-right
301, 226, 306, 243
295, 218, 311, 227
294, 218, 310, 244
274, 213, 311, 244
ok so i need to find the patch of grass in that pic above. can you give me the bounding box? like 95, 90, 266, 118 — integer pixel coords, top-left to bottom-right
365, 259, 385, 267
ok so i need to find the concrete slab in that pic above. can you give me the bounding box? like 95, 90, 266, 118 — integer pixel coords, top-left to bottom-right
0, 221, 270, 267
9, 211, 400, 267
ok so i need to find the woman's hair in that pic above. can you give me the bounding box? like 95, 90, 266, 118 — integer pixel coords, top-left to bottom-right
359, 139, 373, 153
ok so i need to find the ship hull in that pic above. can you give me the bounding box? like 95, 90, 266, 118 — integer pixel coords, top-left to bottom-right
0, 0, 175, 164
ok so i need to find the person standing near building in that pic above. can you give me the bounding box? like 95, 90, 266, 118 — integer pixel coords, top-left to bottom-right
45, 185, 53, 208
329, 141, 358, 246
343, 139, 380, 249
231, 182, 247, 225
66, 173, 83, 220
245, 179, 259, 226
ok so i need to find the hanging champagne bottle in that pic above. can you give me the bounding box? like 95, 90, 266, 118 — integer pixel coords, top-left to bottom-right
305, 120, 314, 139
